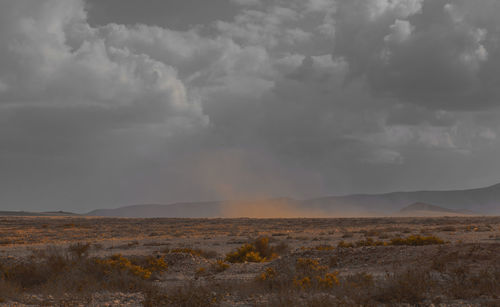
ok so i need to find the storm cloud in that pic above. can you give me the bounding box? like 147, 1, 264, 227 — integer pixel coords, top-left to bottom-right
1, 0, 500, 212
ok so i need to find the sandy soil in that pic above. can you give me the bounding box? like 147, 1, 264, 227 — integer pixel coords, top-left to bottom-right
0, 216, 499, 306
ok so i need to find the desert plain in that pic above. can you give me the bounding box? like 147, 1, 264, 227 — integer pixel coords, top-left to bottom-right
0, 216, 499, 306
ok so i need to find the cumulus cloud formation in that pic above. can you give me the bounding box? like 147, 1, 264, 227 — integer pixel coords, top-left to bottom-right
334, 0, 496, 109
384, 19, 414, 43
1, 0, 500, 211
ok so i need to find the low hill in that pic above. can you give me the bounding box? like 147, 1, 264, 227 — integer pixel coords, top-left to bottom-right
396, 202, 476, 217
87, 183, 500, 218
0, 211, 79, 217
302, 183, 500, 216
87, 202, 223, 218
87, 198, 307, 218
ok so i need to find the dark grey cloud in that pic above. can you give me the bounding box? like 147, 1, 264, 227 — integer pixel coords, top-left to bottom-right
1, 0, 500, 212
86, 0, 239, 30
334, 0, 500, 109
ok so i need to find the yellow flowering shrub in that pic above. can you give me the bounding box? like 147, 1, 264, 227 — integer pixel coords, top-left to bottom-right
95, 254, 156, 280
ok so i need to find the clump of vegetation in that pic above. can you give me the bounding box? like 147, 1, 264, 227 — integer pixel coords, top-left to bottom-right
343, 272, 374, 289
257, 267, 277, 281
67, 242, 91, 259
295, 257, 328, 274
337, 235, 445, 248
195, 267, 208, 278
439, 226, 457, 232
390, 235, 445, 246
144, 283, 222, 307
355, 238, 387, 247
301, 245, 335, 251
212, 260, 230, 273
95, 254, 155, 280
225, 237, 286, 263
337, 241, 355, 248
257, 258, 339, 292
146, 256, 169, 273
226, 243, 263, 263
95, 254, 168, 281
373, 269, 434, 303
294, 258, 339, 289
169, 248, 217, 259
0, 246, 169, 304
316, 272, 341, 289
360, 229, 381, 237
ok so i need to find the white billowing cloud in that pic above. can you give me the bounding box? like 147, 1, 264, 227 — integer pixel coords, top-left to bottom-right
0, 0, 206, 130
384, 19, 413, 43
200, 44, 275, 99
388, 0, 424, 19
317, 15, 336, 38
444, 4, 489, 69
363, 0, 423, 21
444, 3, 464, 23
94, 22, 279, 102
273, 53, 305, 74
216, 6, 303, 48
459, 28, 488, 68
97, 24, 226, 78
360, 125, 460, 154
0, 0, 214, 210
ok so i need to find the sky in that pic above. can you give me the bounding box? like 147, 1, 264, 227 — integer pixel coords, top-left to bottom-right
1, 0, 500, 212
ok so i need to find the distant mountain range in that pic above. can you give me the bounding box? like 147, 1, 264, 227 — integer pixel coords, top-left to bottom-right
86, 183, 500, 218
2, 184, 498, 218
87, 202, 223, 218
0, 211, 79, 217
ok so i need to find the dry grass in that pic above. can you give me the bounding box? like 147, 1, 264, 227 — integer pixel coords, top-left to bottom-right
390, 235, 445, 246
168, 248, 217, 259
0, 216, 499, 305
337, 235, 445, 248
143, 282, 227, 307
0, 246, 165, 304
0, 216, 497, 246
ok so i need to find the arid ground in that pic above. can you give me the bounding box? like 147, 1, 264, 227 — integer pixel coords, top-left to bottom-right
0, 216, 499, 306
